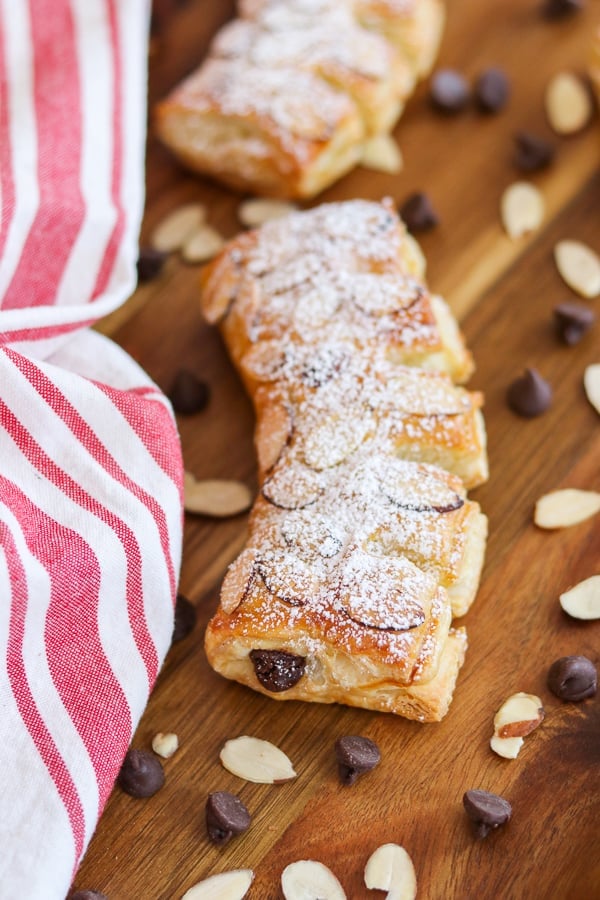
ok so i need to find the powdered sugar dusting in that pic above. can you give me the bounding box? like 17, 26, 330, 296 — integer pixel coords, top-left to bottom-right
213, 18, 396, 84
204, 203, 473, 388
204, 200, 486, 695
210, 203, 471, 388
240, 0, 417, 27
244, 200, 406, 272
240, 0, 357, 25
256, 451, 469, 589
177, 58, 358, 152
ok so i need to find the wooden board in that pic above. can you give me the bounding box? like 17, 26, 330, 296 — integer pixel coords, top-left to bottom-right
75, 1, 600, 897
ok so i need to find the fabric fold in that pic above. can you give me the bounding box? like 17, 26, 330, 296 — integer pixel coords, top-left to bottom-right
0, 1, 184, 896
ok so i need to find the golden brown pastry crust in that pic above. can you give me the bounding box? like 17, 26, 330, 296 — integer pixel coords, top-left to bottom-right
202, 199, 473, 383
155, 0, 445, 198
240, 0, 446, 78
205, 627, 467, 722
155, 59, 364, 199
202, 200, 487, 722
211, 18, 415, 137
251, 360, 488, 489
354, 0, 446, 77
250, 454, 487, 617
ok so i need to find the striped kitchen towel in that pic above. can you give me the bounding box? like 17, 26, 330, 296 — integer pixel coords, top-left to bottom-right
0, 1, 183, 898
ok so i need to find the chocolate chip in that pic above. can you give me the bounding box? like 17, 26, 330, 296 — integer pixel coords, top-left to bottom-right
172, 592, 197, 642
69, 892, 108, 900
205, 791, 251, 845
249, 648, 306, 692
430, 68, 470, 113
506, 367, 552, 417
463, 789, 512, 839
399, 192, 439, 233
554, 302, 596, 345
513, 131, 556, 172
541, 0, 584, 19
117, 749, 165, 798
136, 246, 168, 283
547, 655, 597, 701
475, 68, 510, 113
168, 369, 210, 415
334, 735, 381, 785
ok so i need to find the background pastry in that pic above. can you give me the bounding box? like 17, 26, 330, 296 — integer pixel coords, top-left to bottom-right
155, 0, 446, 197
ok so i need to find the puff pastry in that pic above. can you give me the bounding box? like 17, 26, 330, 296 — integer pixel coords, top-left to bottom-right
202, 200, 488, 722
352, 0, 446, 77
252, 355, 488, 490
155, 0, 445, 198
241, 0, 445, 78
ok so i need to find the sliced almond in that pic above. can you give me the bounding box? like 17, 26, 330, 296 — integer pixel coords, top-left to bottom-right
302, 413, 371, 470
262, 461, 324, 510
584, 364, 600, 415
534, 488, 600, 529
364, 843, 417, 900
238, 198, 296, 228
182, 225, 225, 263
281, 860, 346, 900
184, 471, 253, 518
545, 72, 593, 135
255, 402, 293, 473
220, 549, 256, 614
152, 732, 179, 759
151, 203, 206, 252
493, 692, 544, 739
180, 869, 254, 900
500, 182, 544, 239
490, 734, 524, 760
554, 240, 600, 299
403, 233, 427, 280
559, 575, 600, 620
257, 549, 318, 605
220, 735, 297, 783
361, 134, 403, 174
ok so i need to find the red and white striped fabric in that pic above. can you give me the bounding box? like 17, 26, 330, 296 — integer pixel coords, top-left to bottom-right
0, 1, 183, 897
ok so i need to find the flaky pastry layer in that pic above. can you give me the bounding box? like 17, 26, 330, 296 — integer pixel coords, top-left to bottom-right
202, 200, 488, 722
155, 0, 445, 197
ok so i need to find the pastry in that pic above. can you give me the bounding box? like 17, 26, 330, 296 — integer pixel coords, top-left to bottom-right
252, 354, 488, 489
201, 198, 474, 384
211, 18, 416, 137
353, 0, 446, 78
205, 550, 469, 722
155, 1, 445, 198
155, 59, 365, 199
202, 200, 488, 722
240, 0, 445, 78
252, 453, 487, 617
156, 59, 365, 197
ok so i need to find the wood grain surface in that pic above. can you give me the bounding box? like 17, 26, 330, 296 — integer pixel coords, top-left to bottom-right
76, 1, 600, 897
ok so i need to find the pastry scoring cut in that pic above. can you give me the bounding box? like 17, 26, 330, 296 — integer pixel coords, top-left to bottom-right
155, 0, 446, 198
202, 200, 488, 722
